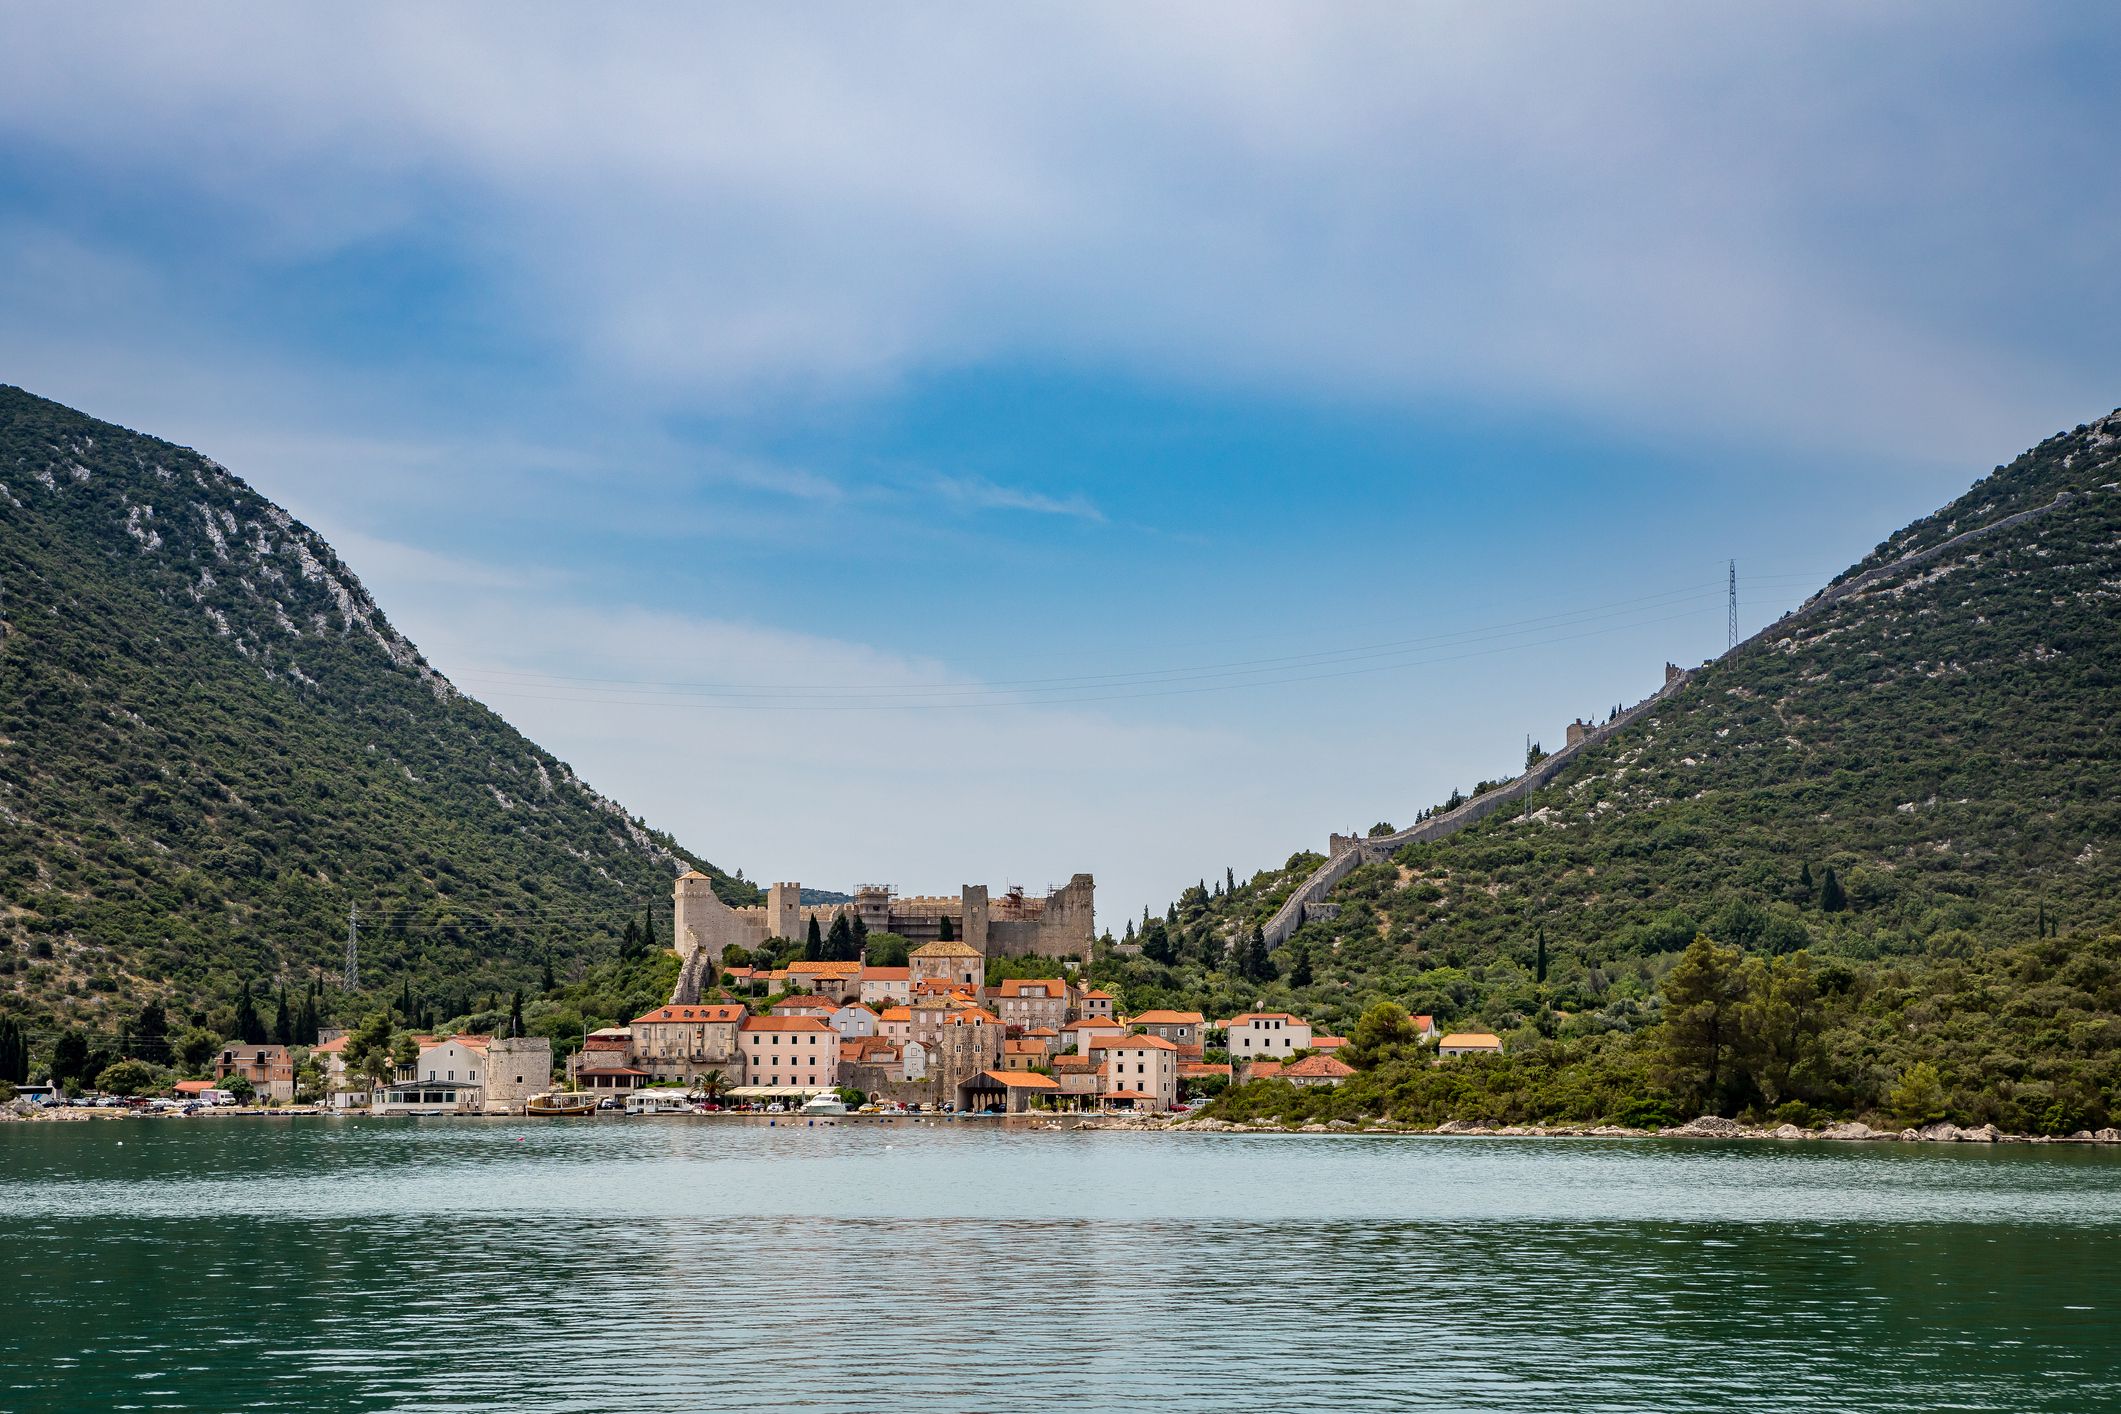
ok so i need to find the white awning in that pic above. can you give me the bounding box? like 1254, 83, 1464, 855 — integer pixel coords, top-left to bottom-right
723, 1085, 836, 1099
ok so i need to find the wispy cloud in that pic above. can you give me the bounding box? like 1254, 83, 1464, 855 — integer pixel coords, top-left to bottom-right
929, 474, 1104, 523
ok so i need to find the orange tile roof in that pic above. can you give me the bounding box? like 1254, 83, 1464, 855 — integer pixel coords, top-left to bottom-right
311, 1036, 348, 1054
1090, 1033, 1180, 1052
633, 1005, 747, 1025
173, 1079, 216, 1094
860, 966, 911, 981
1026, 1026, 1058, 1037
1311, 1035, 1349, 1050
879, 1006, 912, 1022
1127, 1010, 1204, 1026
788, 960, 863, 976
582, 1037, 631, 1051
1412, 1014, 1435, 1029
1179, 1062, 1232, 1079
977, 1070, 1060, 1089
1282, 1054, 1355, 1078
1082, 988, 1115, 999
740, 1015, 835, 1033
996, 978, 1065, 997
1228, 1012, 1307, 1025
945, 1007, 1001, 1026
1245, 1060, 1284, 1079
1438, 1033, 1502, 1049
771, 995, 837, 1011
1002, 1039, 1046, 1055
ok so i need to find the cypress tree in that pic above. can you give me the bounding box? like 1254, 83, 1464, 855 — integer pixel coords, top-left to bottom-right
234, 982, 265, 1045
850, 914, 868, 960
622, 916, 641, 960
1535, 928, 1549, 985
0, 1018, 27, 1084
823, 915, 852, 963
1226, 866, 1236, 893
272, 986, 293, 1046
641, 906, 656, 955
509, 990, 525, 1039
807, 917, 823, 953
1798, 862, 1814, 898
297, 987, 321, 1046
1820, 866, 1847, 914
1288, 946, 1313, 988
938, 914, 954, 942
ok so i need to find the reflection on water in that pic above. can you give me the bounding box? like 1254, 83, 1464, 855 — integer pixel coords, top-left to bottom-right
4, 1120, 2119, 1412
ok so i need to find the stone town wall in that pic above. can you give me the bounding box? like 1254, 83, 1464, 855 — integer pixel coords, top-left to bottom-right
1261, 488, 2099, 950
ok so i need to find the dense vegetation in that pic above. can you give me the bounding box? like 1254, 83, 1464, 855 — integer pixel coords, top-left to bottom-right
0, 386, 754, 1066
1116, 409, 2121, 1123
1211, 927, 2121, 1134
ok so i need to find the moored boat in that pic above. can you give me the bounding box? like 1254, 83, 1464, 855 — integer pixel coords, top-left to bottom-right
525, 1091, 598, 1117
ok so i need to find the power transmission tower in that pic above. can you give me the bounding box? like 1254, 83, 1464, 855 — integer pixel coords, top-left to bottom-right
343, 903, 359, 992
1727, 559, 1738, 651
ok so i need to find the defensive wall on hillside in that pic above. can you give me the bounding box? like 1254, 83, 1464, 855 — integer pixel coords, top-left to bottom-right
1257, 487, 2099, 950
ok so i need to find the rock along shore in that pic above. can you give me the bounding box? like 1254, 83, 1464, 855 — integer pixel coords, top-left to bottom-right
1165, 1114, 2121, 1145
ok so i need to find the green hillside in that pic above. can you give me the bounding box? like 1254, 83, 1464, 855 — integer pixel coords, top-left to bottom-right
0, 386, 754, 1049
1105, 409, 2121, 1129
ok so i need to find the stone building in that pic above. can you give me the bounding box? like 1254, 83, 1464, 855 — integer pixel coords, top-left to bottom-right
910, 938, 984, 991
670, 872, 1095, 1002
483, 1037, 554, 1114
631, 1003, 746, 1087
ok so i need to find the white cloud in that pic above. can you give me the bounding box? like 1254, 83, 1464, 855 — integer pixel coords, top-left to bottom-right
929, 474, 1103, 522
342, 533, 1254, 921
0, 5, 2110, 462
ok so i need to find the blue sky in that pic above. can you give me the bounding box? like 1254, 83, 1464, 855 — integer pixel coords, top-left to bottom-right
3, 4, 2118, 926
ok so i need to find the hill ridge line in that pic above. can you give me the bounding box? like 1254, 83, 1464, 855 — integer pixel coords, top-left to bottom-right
1257, 485, 2096, 949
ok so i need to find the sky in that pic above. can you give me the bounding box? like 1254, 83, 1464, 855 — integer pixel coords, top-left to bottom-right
3, 4, 2118, 929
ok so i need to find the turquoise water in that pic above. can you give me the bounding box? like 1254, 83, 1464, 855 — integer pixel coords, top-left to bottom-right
3, 1119, 2119, 1412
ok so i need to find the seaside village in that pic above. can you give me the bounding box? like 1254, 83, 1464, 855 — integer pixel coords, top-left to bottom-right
182, 871, 1490, 1118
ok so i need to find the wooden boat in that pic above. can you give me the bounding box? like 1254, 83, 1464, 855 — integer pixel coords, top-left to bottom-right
525, 1091, 597, 1117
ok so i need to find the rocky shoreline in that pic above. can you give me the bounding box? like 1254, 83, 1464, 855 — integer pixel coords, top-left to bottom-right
1169, 1113, 2121, 1144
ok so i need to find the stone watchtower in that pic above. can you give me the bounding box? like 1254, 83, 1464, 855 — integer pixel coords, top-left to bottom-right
766, 882, 802, 943
960, 884, 990, 952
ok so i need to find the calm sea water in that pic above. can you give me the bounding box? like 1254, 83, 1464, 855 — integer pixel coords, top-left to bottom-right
3, 1119, 2119, 1413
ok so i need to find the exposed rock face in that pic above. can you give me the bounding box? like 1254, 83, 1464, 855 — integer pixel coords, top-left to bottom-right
1667, 1115, 1744, 1138
1771, 1123, 1807, 1139
1959, 1123, 2001, 1143
1819, 1121, 1876, 1140
1918, 1121, 1966, 1142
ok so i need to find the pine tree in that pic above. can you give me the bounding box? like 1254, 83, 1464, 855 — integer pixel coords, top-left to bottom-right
134, 1000, 169, 1063
51, 1029, 90, 1088
1819, 866, 1847, 913
234, 982, 265, 1045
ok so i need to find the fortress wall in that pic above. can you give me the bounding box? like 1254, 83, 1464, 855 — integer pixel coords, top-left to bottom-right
1257, 489, 2101, 951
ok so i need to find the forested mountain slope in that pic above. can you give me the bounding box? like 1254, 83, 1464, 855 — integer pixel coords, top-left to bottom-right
1104, 409, 2121, 1044
0, 385, 754, 1037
